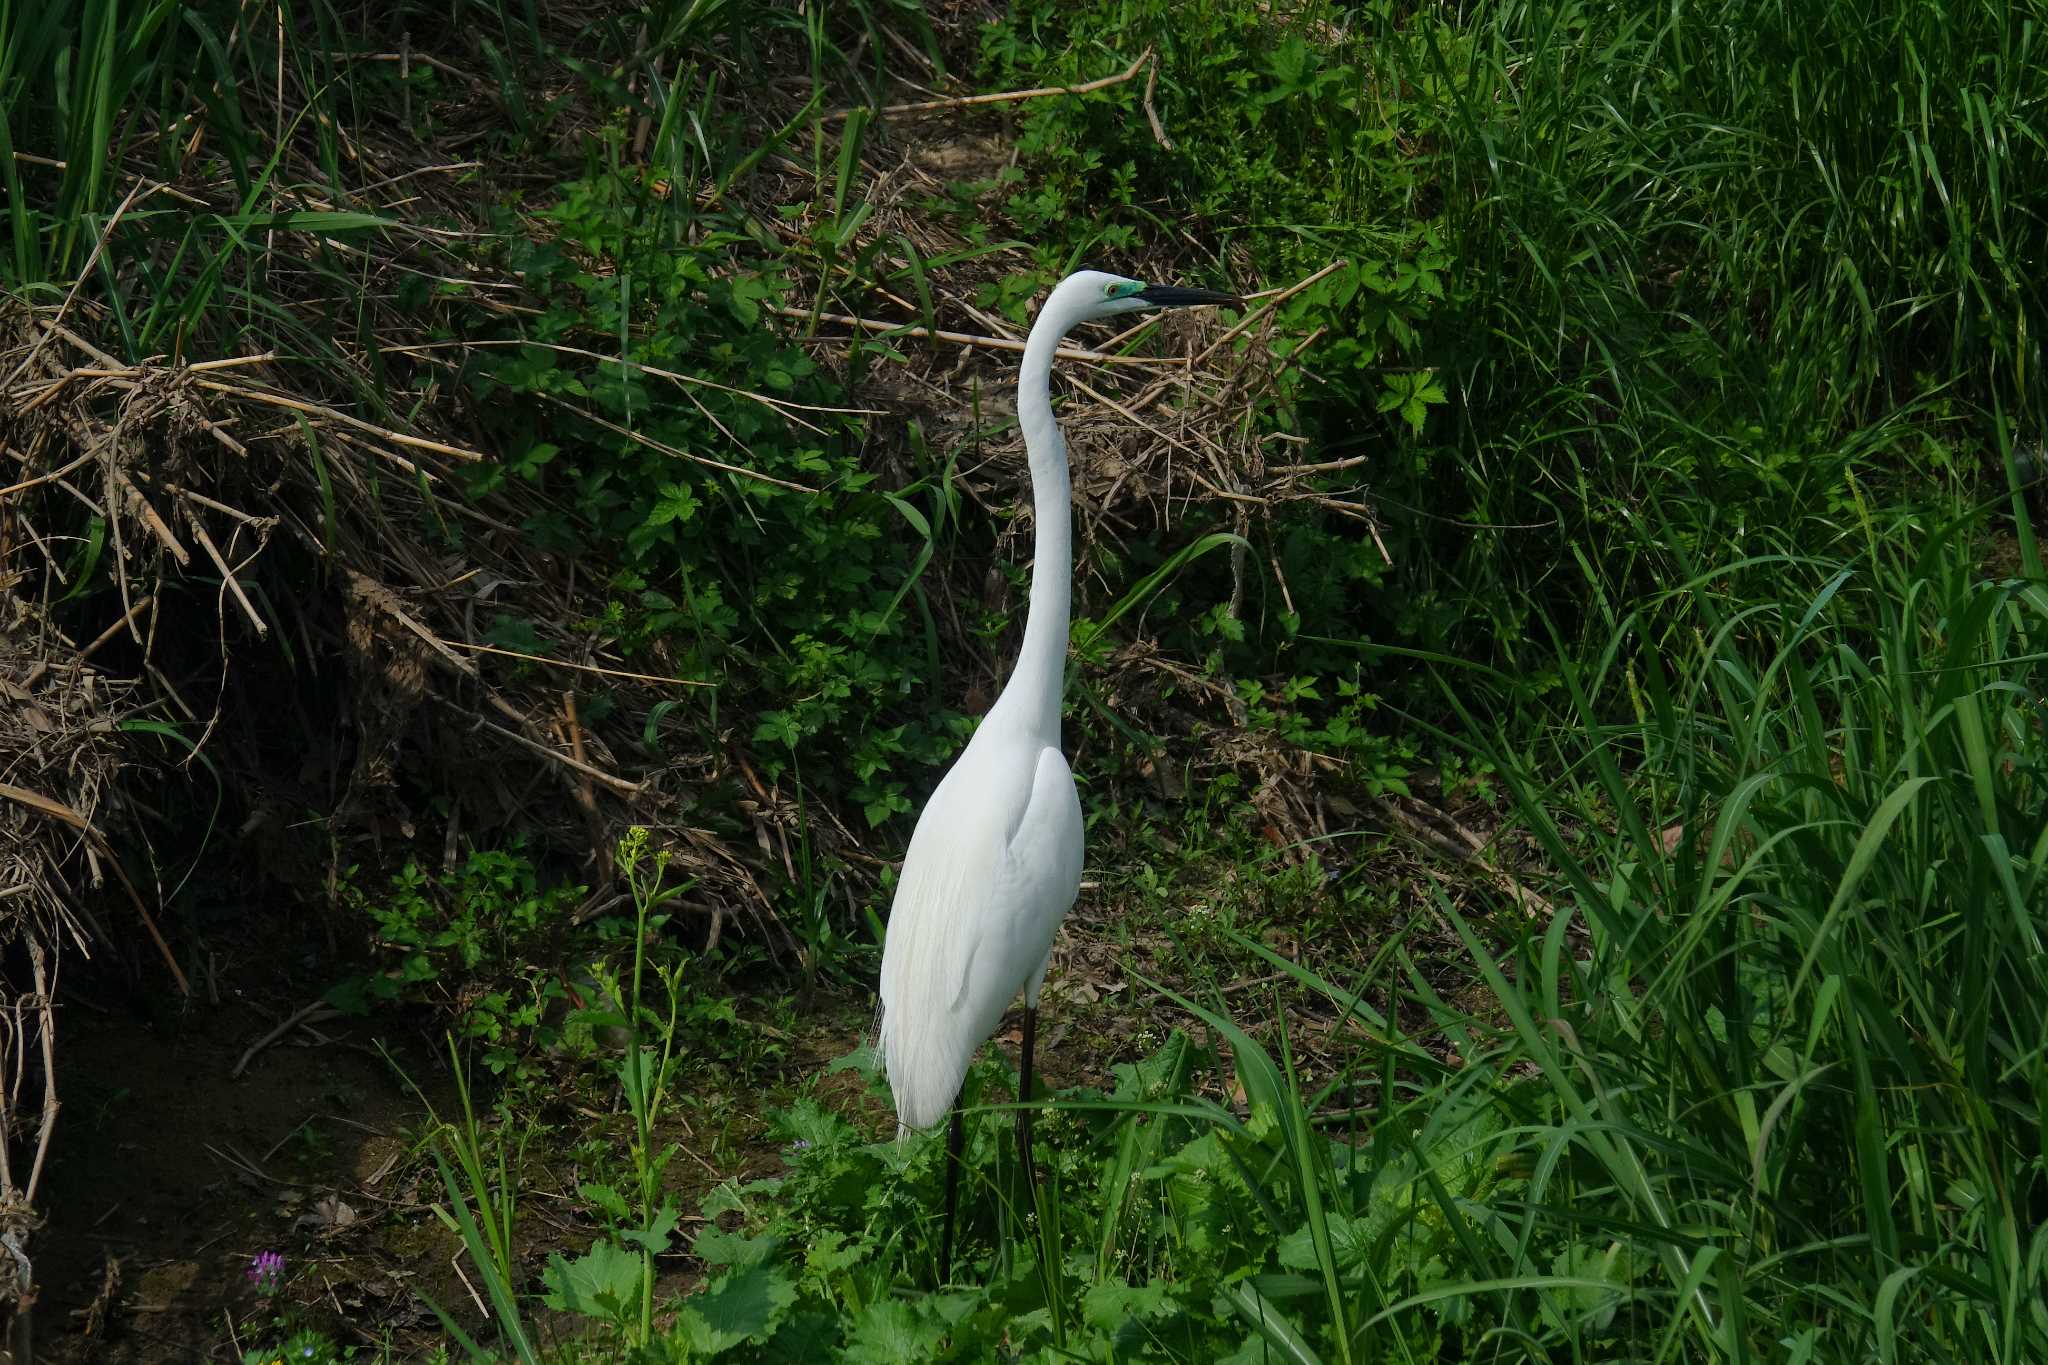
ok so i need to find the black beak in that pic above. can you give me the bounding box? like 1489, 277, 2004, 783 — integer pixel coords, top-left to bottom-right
1135, 284, 1243, 309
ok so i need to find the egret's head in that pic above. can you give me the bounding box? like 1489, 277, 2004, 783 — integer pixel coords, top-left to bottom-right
1045, 269, 1243, 328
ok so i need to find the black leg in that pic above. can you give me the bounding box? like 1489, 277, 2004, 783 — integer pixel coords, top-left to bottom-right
939, 1107, 964, 1283
1018, 1005, 1039, 1203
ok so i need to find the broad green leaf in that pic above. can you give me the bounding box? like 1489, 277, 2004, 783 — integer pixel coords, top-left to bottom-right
541, 1240, 640, 1326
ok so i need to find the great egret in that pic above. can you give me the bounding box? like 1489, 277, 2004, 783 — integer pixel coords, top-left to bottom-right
876, 269, 1240, 1279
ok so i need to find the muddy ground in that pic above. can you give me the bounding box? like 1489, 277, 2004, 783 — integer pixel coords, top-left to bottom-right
26, 914, 924, 1362
33, 946, 452, 1361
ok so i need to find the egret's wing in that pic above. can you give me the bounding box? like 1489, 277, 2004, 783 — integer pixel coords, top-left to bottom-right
996, 746, 1084, 1005
877, 748, 1019, 1130
878, 744, 1082, 1131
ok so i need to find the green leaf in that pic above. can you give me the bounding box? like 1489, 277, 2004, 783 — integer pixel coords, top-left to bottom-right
577, 1182, 629, 1223
213, 208, 399, 232
1218, 1280, 1325, 1365
1277, 1212, 1372, 1275
57, 515, 106, 602
648, 481, 701, 526
620, 1201, 680, 1255
1790, 775, 1936, 997
800, 1228, 865, 1282
1537, 1242, 1636, 1333
512, 441, 559, 479
674, 1263, 798, 1355
540, 1240, 640, 1326
1083, 1276, 1175, 1333
839, 1295, 947, 1363
693, 1224, 779, 1270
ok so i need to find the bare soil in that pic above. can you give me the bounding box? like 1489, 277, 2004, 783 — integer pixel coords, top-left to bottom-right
24, 927, 907, 1362
32, 960, 452, 1362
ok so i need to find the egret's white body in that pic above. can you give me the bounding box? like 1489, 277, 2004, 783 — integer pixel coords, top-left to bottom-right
877, 271, 1237, 1137
878, 717, 1083, 1131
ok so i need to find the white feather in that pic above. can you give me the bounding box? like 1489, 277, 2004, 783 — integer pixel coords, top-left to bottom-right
878, 732, 1082, 1129
874, 269, 1232, 1135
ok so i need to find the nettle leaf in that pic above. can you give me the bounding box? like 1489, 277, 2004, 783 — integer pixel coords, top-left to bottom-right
1110, 1032, 1192, 1101
773, 1097, 860, 1150
674, 1263, 798, 1354
1278, 1210, 1374, 1275
763, 1308, 842, 1360
700, 1176, 782, 1224
693, 1223, 779, 1270
541, 1240, 640, 1326
1157, 1130, 1257, 1266
839, 1298, 947, 1364
1083, 1275, 1176, 1333
1539, 1242, 1637, 1333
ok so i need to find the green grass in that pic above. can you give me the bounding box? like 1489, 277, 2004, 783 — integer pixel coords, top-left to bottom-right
985, 0, 2045, 660
1448, 517, 2047, 1361
644, 511, 2041, 1362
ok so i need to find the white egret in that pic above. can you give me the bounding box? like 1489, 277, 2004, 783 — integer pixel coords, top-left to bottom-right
876, 269, 1240, 1279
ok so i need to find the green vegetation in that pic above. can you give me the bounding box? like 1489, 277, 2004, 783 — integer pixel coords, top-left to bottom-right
3, 0, 2043, 1362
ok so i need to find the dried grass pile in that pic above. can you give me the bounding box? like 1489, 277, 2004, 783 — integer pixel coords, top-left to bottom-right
0, 593, 135, 1292
0, 275, 777, 893
0, 209, 757, 1330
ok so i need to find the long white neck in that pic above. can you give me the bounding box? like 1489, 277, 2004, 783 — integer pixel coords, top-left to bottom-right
987, 310, 1073, 742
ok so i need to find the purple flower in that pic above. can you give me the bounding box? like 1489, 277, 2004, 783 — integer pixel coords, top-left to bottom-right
247, 1250, 285, 1293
